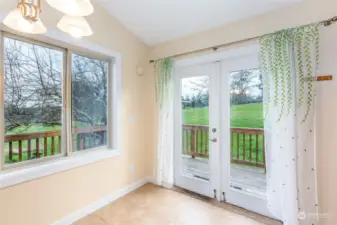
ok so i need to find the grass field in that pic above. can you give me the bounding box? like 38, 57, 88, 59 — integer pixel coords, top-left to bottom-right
183, 103, 263, 128
183, 103, 264, 164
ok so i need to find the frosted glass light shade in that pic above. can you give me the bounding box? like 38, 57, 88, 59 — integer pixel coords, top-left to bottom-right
57, 15, 93, 38
3, 8, 46, 34
46, 0, 94, 16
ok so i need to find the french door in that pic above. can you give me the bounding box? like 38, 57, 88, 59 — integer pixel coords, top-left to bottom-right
174, 63, 221, 199
174, 49, 272, 217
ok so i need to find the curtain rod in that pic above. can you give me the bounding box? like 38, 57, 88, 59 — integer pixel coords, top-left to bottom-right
149, 16, 337, 63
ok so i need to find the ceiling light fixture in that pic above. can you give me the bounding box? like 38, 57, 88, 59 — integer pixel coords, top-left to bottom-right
3, 0, 46, 34
3, 0, 94, 38
57, 15, 93, 38
46, 0, 94, 17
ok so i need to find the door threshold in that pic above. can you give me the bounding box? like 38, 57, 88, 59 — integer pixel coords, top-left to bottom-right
172, 186, 281, 225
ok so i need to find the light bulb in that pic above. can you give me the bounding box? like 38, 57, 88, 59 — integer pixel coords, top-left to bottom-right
3, 8, 46, 34
17, 18, 32, 32
70, 27, 84, 38
57, 15, 93, 38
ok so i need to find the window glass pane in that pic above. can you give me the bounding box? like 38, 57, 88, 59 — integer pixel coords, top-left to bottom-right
3, 37, 64, 164
71, 54, 108, 151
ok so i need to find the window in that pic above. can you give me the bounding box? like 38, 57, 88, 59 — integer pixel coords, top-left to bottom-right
1, 33, 114, 168
3, 37, 64, 165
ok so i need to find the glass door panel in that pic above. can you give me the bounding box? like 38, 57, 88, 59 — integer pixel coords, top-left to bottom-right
220, 52, 272, 217
181, 76, 210, 181
174, 63, 220, 199
229, 68, 267, 197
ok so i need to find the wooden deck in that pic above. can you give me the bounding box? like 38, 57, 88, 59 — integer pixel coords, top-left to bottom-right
181, 156, 266, 198
230, 164, 266, 197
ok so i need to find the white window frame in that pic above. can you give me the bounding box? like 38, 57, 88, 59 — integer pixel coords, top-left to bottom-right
0, 29, 122, 189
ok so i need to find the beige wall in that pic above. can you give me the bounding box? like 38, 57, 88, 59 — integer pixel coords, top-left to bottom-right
148, 0, 337, 224
1, 0, 337, 224
0, 3, 152, 225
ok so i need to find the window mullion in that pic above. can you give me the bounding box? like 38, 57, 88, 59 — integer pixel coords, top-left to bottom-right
65, 50, 73, 156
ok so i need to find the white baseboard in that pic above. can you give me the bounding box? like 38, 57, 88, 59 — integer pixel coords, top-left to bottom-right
146, 176, 157, 185
52, 178, 149, 225
146, 176, 174, 189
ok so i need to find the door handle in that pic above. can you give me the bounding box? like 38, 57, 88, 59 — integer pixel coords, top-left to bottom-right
210, 138, 217, 143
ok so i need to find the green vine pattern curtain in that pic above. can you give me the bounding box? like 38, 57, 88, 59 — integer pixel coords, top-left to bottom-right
261, 24, 320, 225
154, 58, 174, 107
154, 57, 174, 187
261, 24, 319, 122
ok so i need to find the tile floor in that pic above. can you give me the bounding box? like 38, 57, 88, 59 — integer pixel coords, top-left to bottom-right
74, 184, 280, 225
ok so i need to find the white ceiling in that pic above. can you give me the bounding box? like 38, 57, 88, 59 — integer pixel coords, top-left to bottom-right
95, 0, 303, 46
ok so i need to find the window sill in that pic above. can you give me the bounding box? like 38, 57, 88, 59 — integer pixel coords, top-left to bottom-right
0, 148, 120, 189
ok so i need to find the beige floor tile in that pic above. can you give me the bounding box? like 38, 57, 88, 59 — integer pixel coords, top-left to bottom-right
74, 214, 107, 225
73, 184, 279, 225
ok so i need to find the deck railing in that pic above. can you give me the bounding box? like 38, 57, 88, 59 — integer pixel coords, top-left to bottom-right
182, 125, 266, 169
5, 126, 107, 163
5, 131, 61, 161
74, 127, 107, 151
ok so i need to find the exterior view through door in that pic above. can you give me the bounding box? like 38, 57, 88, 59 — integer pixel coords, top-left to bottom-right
174, 45, 271, 217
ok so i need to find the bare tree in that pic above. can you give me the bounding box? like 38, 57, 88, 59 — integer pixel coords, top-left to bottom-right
4, 38, 107, 133
230, 69, 262, 105
72, 54, 107, 127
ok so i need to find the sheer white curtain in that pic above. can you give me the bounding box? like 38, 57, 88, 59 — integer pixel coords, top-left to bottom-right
154, 58, 174, 188
261, 26, 319, 225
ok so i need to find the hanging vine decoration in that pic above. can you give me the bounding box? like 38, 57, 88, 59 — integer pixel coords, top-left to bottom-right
277, 33, 286, 122
303, 26, 314, 123
314, 24, 320, 73
154, 57, 174, 106
260, 24, 320, 122
271, 35, 279, 108
260, 37, 270, 119
296, 28, 305, 107
282, 31, 293, 115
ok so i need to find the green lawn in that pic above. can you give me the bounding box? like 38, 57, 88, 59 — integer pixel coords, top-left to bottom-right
183, 103, 263, 128
183, 103, 265, 166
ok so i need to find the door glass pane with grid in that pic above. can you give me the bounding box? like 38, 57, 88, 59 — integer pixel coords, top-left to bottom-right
3, 36, 64, 165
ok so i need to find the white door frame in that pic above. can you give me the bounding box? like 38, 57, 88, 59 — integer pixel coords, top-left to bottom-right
174, 43, 274, 218
173, 62, 221, 199
220, 53, 273, 218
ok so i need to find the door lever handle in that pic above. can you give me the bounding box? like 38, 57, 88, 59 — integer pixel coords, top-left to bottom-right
210, 138, 217, 143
